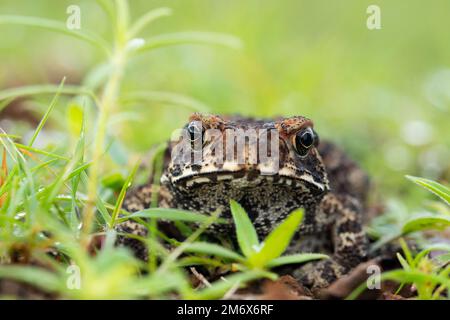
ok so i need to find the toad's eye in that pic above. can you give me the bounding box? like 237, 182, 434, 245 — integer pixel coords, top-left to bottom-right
187, 121, 204, 142
293, 127, 315, 156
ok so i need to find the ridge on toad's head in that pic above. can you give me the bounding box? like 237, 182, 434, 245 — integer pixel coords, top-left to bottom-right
163, 113, 329, 196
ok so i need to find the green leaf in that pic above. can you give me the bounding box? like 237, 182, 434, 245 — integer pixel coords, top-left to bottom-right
128, 7, 172, 38
176, 256, 225, 268
109, 161, 140, 228
69, 110, 86, 229
191, 270, 276, 300
266, 253, 328, 268
406, 175, 450, 205
102, 172, 125, 189
383, 269, 450, 288
413, 243, 450, 266
117, 208, 226, 224
40, 159, 80, 207
28, 78, 65, 147
66, 103, 84, 137
77, 171, 111, 226
402, 215, 450, 234
347, 269, 450, 300
250, 208, 304, 268
0, 266, 62, 293
95, 195, 112, 226
130, 31, 242, 55
229, 200, 259, 258
67, 162, 91, 180
134, 270, 189, 298
0, 15, 110, 55
182, 242, 245, 262
399, 237, 414, 265
396, 253, 411, 271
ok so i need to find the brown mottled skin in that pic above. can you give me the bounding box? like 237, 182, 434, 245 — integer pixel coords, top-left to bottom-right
116, 113, 370, 289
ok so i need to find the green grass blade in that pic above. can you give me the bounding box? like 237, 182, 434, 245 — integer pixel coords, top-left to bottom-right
13, 143, 69, 161
67, 162, 92, 180
128, 7, 172, 38
96, 195, 112, 226
229, 200, 259, 258
0, 84, 96, 103
406, 175, 450, 205
69, 110, 86, 230
266, 253, 328, 268
31, 159, 59, 172
109, 161, 140, 228
402, 215, 450, 234
183, 242, 245, 262
79, 171, 111, 225
250, 208, 304, 267
0, 133, 20, 140
36, 135, 86, 210
117, 208, 226, 224
40, 162, 78, 207
28, 78, 65, 147
0, 15, 110, 55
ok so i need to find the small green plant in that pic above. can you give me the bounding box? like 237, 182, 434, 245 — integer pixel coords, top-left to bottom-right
350, 176, 450, 300
0, 0, 256, 300
0, 231, 189, 299
349, 239, 450, 300
0, 0, 242, 248
393, 239, 450, 300
0, 1, 448, 301
371, 176, 450, 251
182, 200, 328, 272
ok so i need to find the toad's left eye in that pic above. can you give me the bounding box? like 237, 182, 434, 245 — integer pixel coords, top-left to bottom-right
293, 127, 315, 155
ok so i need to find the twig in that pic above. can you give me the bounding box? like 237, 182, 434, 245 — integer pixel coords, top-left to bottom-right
190, 267, 211, 288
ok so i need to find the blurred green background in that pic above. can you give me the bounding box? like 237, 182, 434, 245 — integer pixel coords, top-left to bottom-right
0, 0, 449, 205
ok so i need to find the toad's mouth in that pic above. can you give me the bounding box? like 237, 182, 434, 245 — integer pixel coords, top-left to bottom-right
163, 168, 326, 193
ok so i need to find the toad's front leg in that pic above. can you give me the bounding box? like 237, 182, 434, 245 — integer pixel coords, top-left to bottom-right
293, 193, 369, 289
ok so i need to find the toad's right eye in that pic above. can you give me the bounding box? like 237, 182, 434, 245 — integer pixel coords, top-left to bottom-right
292, 127, 315, 157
